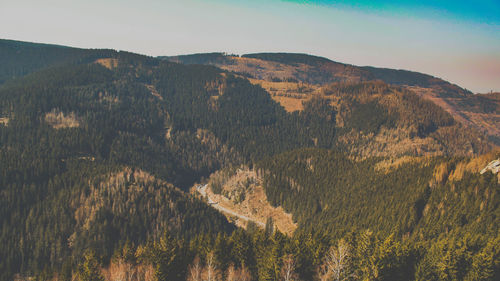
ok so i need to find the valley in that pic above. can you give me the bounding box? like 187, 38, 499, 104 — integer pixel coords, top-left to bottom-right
194, 167, 297, 235
0, 39, 498, 281
196, 184, 266, 229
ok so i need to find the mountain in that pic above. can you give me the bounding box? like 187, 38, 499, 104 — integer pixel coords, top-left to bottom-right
163, 52, 469, 93
1, 39, 498, 281
163, 52, 499, 146
0, 44, 239, 280
0, 39, 119, 84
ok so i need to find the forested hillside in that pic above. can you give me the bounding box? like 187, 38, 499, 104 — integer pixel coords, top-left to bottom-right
257, 148, 499, 237
0, 40, 498, 281
164, 52, 499, 145
0, 39, 118, 84
165, 52, 469, 95
0, 52, 238, 279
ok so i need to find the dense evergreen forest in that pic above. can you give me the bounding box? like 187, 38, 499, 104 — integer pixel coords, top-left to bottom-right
0, 39, 498, 281
0, 39, 117, 84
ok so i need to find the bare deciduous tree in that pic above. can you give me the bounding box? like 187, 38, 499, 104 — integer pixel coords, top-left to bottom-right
226, 263, 251, 281
205, 252, 220, 281
188, 256, 203, 281
226, 264, 237, 281
281, 255, 299, 281
318, 240, 354, 281
238, 265, 252, 281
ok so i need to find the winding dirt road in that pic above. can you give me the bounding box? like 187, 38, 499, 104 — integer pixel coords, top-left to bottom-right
196, 184, 265, 227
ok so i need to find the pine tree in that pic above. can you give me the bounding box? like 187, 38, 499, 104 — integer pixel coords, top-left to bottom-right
465, 236, 500, 281
76, 251, 104, 281
152, 232, 183, 281
281, 254, 299, 281
319, 239, 353, 281
265, 218, 275, 238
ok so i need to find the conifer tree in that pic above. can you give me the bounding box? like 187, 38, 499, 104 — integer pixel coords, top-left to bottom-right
76, 251, 104, 281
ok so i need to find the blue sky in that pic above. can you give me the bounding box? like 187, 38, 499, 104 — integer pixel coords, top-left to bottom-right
1, 0, 499, 92
281, 0, 500, 24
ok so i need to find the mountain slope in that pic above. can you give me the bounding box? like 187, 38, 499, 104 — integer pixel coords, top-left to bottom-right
0, 51, 239, 279
163, 52, 498, 145
0, 40, 498, 280
256, 147, 500, 238
164, 52, 469, 94
0, 39, 118, 84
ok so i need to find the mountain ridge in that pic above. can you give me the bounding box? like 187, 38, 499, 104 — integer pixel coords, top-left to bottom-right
163, 52, 471, 95
162, 51, 499, 145
1, 39, 499, 281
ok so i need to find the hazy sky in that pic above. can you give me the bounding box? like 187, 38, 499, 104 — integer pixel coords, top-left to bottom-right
1, 0, 499, 92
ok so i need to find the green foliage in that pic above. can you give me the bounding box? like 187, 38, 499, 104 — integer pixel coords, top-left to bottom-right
327, 81, 455, 137
0, 39, 115, 84
0, 54, 236, 280
151, 232, 186, 281
347, 100, 396, 133
265, 217, 275, 238
163, 52, 235, 65
257, 148, 435, 236
116, 227, 498, 281
242, 53, 331, 66
465, 235, 500, 281
76, 251, 104, 281
360, 66, 471, 97
0, 40, 497, 281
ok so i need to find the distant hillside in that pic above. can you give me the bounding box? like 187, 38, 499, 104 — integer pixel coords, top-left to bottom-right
0, 39, 115, 84
163, 52, 499, 145
242, 52, 333, 66
164, 52, 234, 65
164, 52, 470, 95
0, 47, 239, 279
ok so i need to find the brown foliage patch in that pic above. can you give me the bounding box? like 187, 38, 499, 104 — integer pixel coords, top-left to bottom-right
408, 86, 499, 145
248, 79, 319, 112
45, 109, 80, 129
338, 127, 443, 160
0, 117, 8, 126
95, 58, 119, 69
375, 156, 428, 174
101, 260, 155, 281
448, 149, 500, 182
